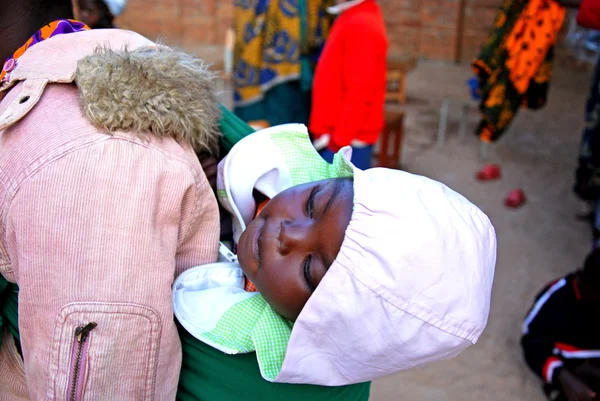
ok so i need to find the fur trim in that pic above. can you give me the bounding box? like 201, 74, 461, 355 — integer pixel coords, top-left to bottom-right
76, 47, 221, 155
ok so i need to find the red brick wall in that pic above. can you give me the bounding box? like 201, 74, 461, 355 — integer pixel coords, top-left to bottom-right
379, 0, 502, 62
117, 0, 234, 61
117, 0, 500, 63
420, 0, 461, 61
381, 0, 423, 57
461, 0, 503, 62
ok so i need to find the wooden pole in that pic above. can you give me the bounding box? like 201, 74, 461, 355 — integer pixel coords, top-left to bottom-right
455, 0, 467, 64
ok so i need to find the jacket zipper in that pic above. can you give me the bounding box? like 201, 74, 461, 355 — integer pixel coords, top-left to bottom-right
68, 322, 97, 401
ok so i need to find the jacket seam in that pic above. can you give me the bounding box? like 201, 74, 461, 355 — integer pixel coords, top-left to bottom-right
0, 135, 204, 266
90, 136, 205, 248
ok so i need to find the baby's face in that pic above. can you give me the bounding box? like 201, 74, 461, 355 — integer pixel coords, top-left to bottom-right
77, 0, 104, 26
237, 178, 354, 321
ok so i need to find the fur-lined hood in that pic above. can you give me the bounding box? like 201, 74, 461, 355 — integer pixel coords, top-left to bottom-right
0, 29, 221, 155
76, 47, 221, 155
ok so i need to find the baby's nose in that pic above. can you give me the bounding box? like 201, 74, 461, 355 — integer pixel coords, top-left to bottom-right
278, 219, 312, 255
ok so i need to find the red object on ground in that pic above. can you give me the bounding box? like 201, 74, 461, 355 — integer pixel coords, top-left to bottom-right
476, 164, 502, 181
505, 188, 526, 208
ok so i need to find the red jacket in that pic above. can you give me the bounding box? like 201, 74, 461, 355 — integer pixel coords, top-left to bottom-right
309, 0, 388, 151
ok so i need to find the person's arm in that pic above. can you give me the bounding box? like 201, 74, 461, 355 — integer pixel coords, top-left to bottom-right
521, 280, 597, 401
521, 327, 596, 400
521, 281, 567, 386
328, 25, 385, 151
573, 361, 600, 384
556, 369, 597, 401
0, 139, 220, 400
521, 332, 565, 386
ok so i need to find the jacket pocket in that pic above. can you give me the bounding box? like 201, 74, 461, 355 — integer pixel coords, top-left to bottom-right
46, 303, 161, 401
67, 322, 97, 401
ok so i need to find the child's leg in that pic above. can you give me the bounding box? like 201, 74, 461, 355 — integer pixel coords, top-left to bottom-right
350, 145, 374, 170
319, 148, 335, 163
320, 146, 374, 169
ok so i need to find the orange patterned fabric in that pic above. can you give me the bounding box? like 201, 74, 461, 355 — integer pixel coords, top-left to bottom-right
244, 280, 259, 292
1, 20, 89, 82
473, 0, 565, 142
504, 0, 565, 94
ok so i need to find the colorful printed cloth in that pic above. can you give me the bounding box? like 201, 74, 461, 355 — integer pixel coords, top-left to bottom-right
473, 0, 565, 142
1, 19, 89, 83
233, 0, 334, 107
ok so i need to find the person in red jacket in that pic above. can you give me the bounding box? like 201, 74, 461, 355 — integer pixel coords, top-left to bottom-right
309, 0, 388, 170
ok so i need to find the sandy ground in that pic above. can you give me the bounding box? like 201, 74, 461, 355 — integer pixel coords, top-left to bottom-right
215, 56, 595, 400
369, 62, 594, 401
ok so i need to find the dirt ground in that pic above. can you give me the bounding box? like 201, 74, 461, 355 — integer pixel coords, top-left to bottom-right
369, 62, 594, 401
216, 57, 595, 400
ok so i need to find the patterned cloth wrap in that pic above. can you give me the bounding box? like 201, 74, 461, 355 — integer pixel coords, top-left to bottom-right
473, 0, 565, 142
233, 0, 334, 107
0, 19, 89, 83
173, 124, 354, 382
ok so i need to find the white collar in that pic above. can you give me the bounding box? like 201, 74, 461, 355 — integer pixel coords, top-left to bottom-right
326, 0, 367, 15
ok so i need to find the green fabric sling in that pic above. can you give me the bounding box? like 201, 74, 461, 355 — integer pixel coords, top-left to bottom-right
177, 324, 370, 401
0, 279, 19, 347
0, 107, 370, 400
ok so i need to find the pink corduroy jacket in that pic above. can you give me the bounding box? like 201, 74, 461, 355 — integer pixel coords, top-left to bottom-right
0, 30, 221, 400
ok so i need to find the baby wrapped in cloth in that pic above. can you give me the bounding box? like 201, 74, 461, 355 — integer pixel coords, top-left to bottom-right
173, 124, 497, 385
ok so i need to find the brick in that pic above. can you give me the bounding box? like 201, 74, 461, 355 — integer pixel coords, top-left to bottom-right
117, 0, 499, 63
